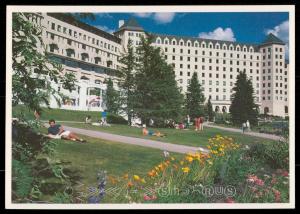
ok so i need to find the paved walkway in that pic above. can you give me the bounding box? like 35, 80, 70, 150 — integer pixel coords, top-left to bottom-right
64, 125, 209, 154
204, 123, 281, 141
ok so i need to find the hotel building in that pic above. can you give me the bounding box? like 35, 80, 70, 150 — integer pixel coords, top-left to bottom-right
27, 13, 289, 117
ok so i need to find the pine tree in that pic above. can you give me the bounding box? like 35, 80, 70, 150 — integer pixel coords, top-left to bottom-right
185, 72, 205, 120
229, 71, 259, 126
206, 97, 214, 122
134, 36, 184, 126
118, 39, 136, 125
105, 78, 120, 114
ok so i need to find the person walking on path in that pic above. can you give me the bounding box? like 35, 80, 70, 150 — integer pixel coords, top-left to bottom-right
101, 110, 107, 125
246, 120, 251, 132
200, 117, 204, 131
186, 115, 190, 129
242, 122, 247, 133
194, 116, 200, 131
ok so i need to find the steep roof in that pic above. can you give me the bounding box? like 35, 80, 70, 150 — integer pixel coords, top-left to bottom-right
115, 18, 144, 33
261, 33, 285, 46
149, 32, 260, 52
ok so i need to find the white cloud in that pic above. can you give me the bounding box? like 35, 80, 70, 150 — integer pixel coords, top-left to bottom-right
94, 25, 115, 34
133, 12, 176, 24
265, 20, 289, 59
153, 13, 176, 24
198, 27, 236, 42
134, 13, 152, 18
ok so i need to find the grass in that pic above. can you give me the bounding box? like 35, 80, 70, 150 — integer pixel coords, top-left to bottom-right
61, 122, 275, 148
49, 135, 184, 196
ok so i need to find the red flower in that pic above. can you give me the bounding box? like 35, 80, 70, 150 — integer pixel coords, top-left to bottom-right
255, 178, 265, 186
225, 197, 235, 203
282, 171, 289, 177
273, 189, 281, 202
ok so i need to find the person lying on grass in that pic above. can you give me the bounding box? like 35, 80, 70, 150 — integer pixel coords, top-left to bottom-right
46, 119, 87, 143
142, 124, 166, 137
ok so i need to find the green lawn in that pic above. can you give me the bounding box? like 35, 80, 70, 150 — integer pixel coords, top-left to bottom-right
50, 135, 183, 196
62, 122, 275, 148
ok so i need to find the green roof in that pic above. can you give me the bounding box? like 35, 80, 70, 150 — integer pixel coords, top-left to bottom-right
115, 18, 144, 32
261, 33, 285, 45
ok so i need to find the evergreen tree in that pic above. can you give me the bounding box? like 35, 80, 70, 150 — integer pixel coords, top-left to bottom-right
118, 39, 136, 125
206, 97, 214, 122
185, 72, 205, 119
134, 36, 184, 126
105, 78, 121, 114
229, 71, 259, 126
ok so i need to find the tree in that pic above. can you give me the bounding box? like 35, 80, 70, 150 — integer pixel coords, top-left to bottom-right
12, 13, 76, 112
105, 78, 121, 114
118, 39, 137, 125
185, 72, 205, 119
206, 97, 214, 122
134, 36, 184, 126
229, 71, 259, 126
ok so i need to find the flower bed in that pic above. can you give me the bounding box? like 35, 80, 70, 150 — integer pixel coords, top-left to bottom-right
88, 135, 289, 203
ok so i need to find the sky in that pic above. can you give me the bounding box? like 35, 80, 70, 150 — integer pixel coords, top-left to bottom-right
82, 12, 289, 58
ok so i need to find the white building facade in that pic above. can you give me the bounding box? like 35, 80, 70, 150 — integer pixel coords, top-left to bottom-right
30, 13, 289, 117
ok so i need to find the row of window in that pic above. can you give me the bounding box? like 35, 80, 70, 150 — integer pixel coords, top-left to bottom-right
262, 47, 284, 53
49, 22, 119, 53
156, 37, 256, 52
165, 55, 261, 67
163, 48, 260, 60
47, 32, 119, 56
262, 96, 287, 101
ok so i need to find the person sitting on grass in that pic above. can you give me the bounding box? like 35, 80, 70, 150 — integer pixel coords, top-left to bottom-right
142, 124, 166, 137
47, 119, 87, 143
85, 115, 92, 124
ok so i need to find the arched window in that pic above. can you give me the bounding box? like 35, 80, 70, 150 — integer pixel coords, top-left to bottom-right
229, 44, 234, 51
194, 41, 199, 47
187, 41, 191, 47
172, 39, 177, 45
179, 40, 184, 46
264, 107, 269, 114
222, 106, 227, 113
209, 42, 213, 49
249, 46, 254, 52
201, 42, 206, 48
222, 44, 227, 50
215, 43, 220, 49
156, 38, 161, 44
243, 46, 247, 52
164, 38, 169, 45
236, 45, 241, 51
215, 106, 220, 112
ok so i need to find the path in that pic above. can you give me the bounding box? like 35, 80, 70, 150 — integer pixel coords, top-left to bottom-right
204, 123, 281, 141
64, 125, 209, 154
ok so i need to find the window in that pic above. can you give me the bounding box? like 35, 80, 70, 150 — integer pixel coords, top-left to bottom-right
51, 23, 55, 30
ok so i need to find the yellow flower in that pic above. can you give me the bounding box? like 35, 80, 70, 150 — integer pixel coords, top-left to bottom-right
182, 167, 190, 173
133, 175, 140, 181
171, 157, 175, 161
180, 161, 184, 165
140, 178, 146, 183
186, 156, 194, 163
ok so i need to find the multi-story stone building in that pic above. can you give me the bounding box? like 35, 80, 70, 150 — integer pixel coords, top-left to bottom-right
29, 13, 289, 117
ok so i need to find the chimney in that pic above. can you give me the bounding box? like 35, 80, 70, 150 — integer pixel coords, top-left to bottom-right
118, 20, 124, 28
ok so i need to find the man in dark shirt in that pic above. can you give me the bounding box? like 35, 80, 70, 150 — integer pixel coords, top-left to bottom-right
47, 119, 87, 143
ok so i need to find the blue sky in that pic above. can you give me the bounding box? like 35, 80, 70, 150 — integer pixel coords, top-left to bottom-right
82, 12, 289, 45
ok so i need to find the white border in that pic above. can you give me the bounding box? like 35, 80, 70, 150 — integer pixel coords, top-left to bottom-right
6, 5, 295, 209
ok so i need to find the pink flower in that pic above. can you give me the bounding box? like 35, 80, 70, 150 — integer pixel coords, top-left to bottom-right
255, 178, 265, 186
225, 197, 235, 203
273, 189, 281, 202
282, 171, 289, 177
143, 194, 152, 201
246, 174, 258, 183
271, 178, 277, 185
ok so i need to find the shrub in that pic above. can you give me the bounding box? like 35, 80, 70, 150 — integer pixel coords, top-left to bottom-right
214, 113, 231, 125
107, 113, 127, 124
